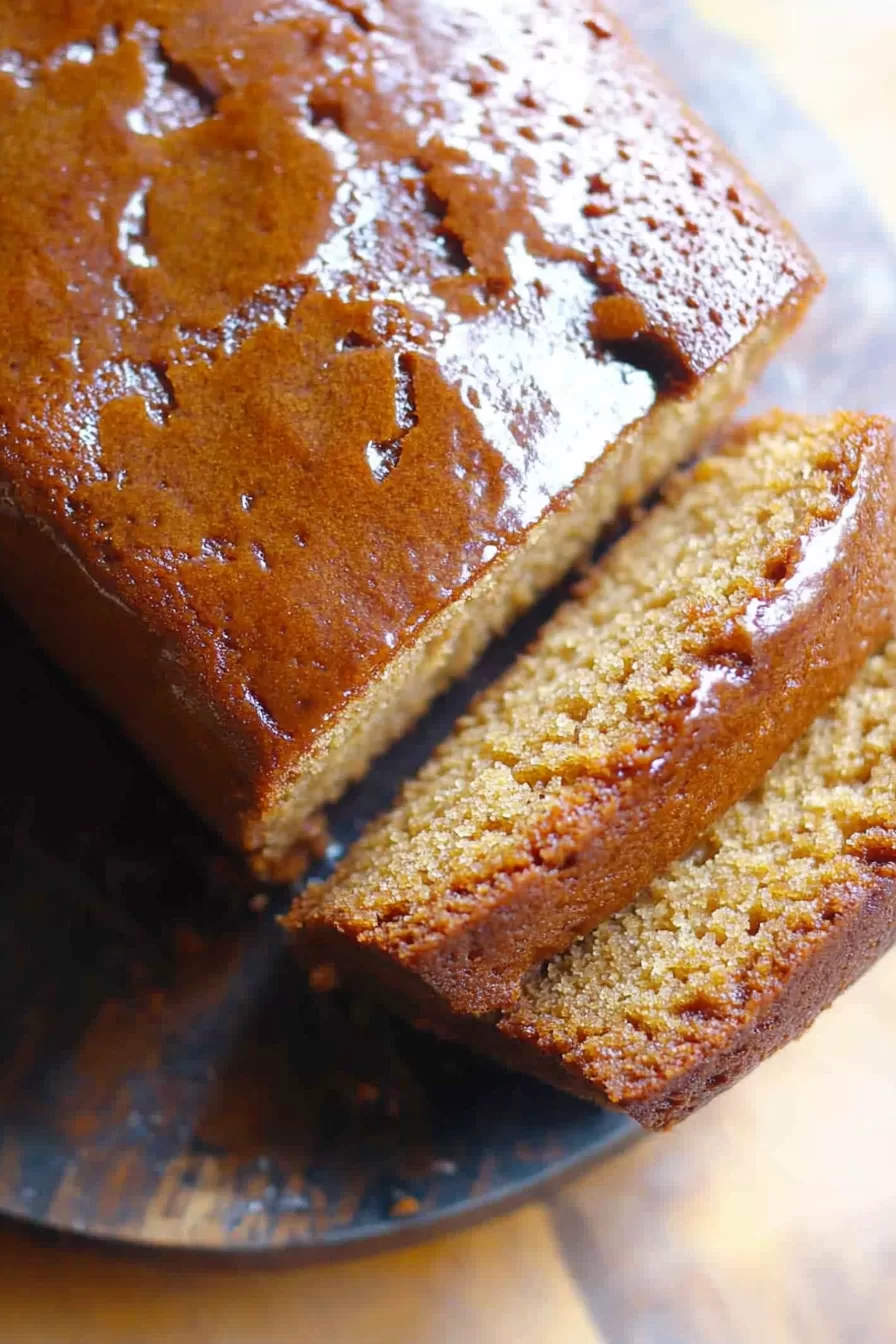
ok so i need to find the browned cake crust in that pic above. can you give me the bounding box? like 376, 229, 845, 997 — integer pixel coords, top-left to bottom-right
488, 646, 896, 1128
0, 2, 819, 863
291, 415, 896, 1013
614, 875, 896, 1128
296, 643, 896, 1131
298, 870, 896, 1131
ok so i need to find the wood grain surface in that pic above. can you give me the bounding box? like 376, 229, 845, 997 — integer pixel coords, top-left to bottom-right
3, 0, 896, 1339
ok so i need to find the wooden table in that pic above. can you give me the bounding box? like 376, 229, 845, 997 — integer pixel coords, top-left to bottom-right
3, 3, 896, 1340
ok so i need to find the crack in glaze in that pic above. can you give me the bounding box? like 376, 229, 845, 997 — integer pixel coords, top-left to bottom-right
127, 22, 217, 137
0, 25, 118, 88
117, 180, 157, 270
47, 280, 310, 468
0, 21, 213, 139
54, 359, 178, 472
320, 0, 384, 34
176, 281, 310, 361
365, 352, 418, 483
112, 275, 139, 322
421, 181, 474, 276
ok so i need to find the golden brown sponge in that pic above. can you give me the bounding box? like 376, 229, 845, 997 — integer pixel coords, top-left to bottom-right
291, 414, 896, 1013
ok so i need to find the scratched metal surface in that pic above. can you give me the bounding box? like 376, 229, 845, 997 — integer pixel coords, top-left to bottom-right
1, 0, 895, 1254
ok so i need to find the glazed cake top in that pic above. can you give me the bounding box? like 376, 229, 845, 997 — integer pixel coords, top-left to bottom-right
0, 0, 813, 792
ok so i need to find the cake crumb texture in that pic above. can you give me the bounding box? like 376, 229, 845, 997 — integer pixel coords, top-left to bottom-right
295, 414, 896, 1010
505, 640, 896, 1127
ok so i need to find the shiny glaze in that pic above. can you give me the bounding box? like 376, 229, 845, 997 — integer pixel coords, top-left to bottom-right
0, 1, 814, 790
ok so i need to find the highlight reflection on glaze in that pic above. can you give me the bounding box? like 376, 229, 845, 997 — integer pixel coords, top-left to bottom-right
745, 486, 862, 638
0, 0, 815, 767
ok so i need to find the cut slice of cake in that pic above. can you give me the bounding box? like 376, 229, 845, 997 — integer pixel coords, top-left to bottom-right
290, 414, 896, 1013
0, 2, 820, 874
481, 640, 896, 1128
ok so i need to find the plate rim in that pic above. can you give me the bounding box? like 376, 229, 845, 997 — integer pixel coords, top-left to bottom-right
0, 1113, 641, 1263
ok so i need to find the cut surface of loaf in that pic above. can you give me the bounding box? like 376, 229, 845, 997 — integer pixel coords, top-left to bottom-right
0, 1, 819, 871
489, 641, 896, 1128
291, 414, 896, 1012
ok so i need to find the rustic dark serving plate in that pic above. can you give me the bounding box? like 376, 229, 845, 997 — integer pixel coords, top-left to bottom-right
0, 601, 638, 1257
2, 0, 895, 1256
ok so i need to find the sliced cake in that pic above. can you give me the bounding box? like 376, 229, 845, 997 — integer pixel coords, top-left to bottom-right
481, 641, 896, 1127
290, 414, 896, 1012
0, 2, 819, 873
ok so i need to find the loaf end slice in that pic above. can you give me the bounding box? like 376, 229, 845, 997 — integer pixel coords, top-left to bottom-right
290, 414, 896, 1012
491, 642, 896, 1127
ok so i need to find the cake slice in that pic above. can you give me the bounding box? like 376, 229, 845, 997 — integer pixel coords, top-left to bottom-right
290, 414, 896, 1012
0, 2, 819, 874
480, 641, 896, 1128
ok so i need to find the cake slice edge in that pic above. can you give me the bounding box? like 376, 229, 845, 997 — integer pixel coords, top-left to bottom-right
290, 413, 896, 1012
294, 641, 896, 1131
492, 645, 896, 1129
